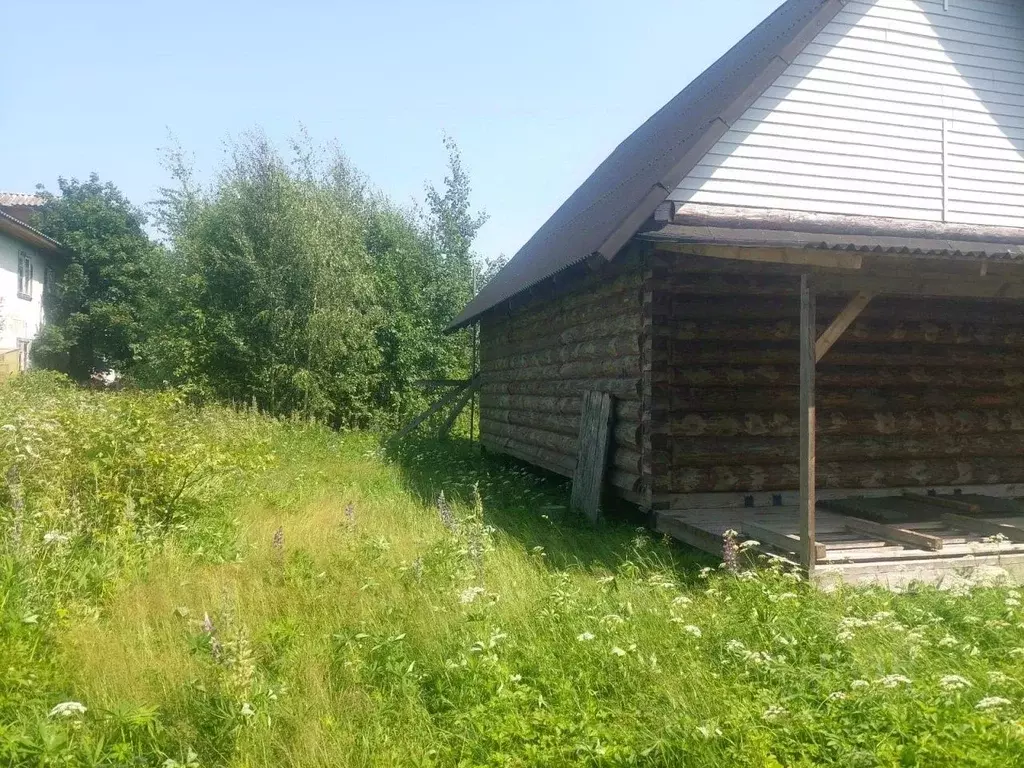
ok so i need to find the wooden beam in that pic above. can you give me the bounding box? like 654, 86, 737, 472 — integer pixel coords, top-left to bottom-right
835, 513, 945, 551
395, 376, 478, 439
438, 379, 481, 437
815, 291, 874, 362
742, 521, 827, 562
940, 513, 1024, 542
657, 242, 863, 270
799, 274, 817, 575
571, 390, 615, 523
902, 492, 982, 515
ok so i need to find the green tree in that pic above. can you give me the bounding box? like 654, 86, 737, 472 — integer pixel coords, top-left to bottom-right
31, 175, 162, 381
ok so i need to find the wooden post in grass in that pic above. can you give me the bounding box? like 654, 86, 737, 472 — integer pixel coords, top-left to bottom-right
571, 390, 614, 523
799, 274, 817, 575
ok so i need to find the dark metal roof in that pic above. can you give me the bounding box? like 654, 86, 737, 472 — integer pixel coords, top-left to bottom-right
448, 0, 844, 330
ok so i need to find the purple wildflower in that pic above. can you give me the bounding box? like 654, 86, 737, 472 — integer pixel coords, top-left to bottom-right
202, 613, 215, 635
437, 492, 457, 533
722, 529, 739, 573
344, 502, 355, 528
272, 526, 284, 556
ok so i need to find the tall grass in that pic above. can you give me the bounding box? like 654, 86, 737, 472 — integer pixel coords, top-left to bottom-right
2, 374, 1024, 766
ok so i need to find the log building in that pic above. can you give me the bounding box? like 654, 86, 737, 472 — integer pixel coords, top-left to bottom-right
450, 0, 1024, 585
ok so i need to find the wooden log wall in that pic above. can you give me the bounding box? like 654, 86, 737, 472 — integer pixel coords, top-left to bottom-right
650, 253, 1024, 495
479, 255, 648, 504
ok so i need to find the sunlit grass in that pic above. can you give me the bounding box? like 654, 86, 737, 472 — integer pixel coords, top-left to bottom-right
4, 374, 1024, 766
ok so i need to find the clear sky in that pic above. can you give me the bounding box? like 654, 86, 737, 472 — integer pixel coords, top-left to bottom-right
2, 0, 783, 262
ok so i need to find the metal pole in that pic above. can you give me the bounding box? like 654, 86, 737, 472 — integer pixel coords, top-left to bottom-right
469, 265, 478, 443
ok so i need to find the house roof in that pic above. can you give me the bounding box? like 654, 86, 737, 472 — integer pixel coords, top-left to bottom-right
448, 0, 846, 330
0, 192, 45, 208
0, 208, 62, 254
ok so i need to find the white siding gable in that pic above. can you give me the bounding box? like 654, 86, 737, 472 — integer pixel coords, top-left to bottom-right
670, 0, 1024, 227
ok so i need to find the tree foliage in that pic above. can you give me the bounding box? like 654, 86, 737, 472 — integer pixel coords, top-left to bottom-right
31, 175, 162, 381
126, 132, 481, 427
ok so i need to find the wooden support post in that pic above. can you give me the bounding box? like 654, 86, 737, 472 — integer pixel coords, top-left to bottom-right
815, 291, 874, 362
571, 390, 614, 523
799, 274, 817, 575
394, 376, 479, 440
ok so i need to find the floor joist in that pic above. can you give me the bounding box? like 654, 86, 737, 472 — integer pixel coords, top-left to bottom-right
816, 291, 874, 362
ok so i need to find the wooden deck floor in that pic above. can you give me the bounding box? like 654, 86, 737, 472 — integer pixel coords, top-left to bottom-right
655, 500, 1024, 589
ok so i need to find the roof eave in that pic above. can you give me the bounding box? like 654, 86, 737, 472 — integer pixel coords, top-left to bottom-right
0, 209, 64, 255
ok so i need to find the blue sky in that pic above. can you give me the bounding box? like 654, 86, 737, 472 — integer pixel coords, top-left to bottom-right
2, 0, 783, 262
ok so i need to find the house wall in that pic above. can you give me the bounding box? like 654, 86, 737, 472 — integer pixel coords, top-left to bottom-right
478, 253, 649, 506
650, 253, 1024, 498
0, 231, 48, 355
669, 0, 1024, 227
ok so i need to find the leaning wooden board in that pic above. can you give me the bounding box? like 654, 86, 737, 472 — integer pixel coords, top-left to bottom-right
571, 390, 614, 523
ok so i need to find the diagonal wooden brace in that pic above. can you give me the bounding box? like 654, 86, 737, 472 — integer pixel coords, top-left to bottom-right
815, 291, 874, 362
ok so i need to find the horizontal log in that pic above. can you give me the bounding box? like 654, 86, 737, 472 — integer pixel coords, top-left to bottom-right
659, 387, 1024, 412
480, 419, 642, 475
481, 309, 638, 356
487, 357, 640, 382
481, 377, 642, 401
669, 459, 1024, 494
664, 366, 1024, 390
658, 294, 1024, 325
664, 318, 1024, 349
485, 271, 643, 333
653, 409, 1024, 439
480, 393, 643, 420
484, 333, 641, 372
662, 341, 1024, 369
479, 406, 641, 449
667, 433, 1024, 466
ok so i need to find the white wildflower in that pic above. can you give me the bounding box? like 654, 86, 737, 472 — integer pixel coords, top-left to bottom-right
683, 625, 702, 638
762, 706, 788, 721
240, 702, 255, 717
1008, 647, 1024, 658
939, 675, 972, 691
600, 614, 625, 626
826, 691, 847, 702
877, 674, 912, 688
776, 592, 798, 601
851, 680, 870, 689
459, 586, 486, 605
42, 531, 69, 545
990, 671, 1012, 684
725, 639, 747, 655
976, 696, 1012, 711
596, 575, 615, 585
577, 632, 596, 642
696, 724, 722, 739
738, 539, 760, 551
1010, 590, 1022, 599
48, 701, 86, 718
698, 566, 713, 579
1006, 597, 1022, 608
836, 629, 855, 643
610, 646, 627, 657
671, 595, 692, 606
509, 674, 522, 683
937, 635, 959, 648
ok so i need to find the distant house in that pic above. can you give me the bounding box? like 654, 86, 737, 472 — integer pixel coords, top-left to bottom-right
0, 193, 62, 373
451, 0, 1024, 585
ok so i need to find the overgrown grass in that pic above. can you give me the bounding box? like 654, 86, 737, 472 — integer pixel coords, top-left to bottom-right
3, 373, 1024, 766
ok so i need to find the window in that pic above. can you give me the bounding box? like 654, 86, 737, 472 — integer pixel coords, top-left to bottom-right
17, 252, 33, 300
17, 340, 30, 372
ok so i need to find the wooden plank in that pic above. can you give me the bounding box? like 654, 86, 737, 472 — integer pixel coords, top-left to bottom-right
819, 497, 910, 524
940, 513, 1024, 543
658, 242, 863, 270
902, 492, 982, 514
832, 513, 945, 552
571, 390, 614, 523
395, 376, 478, 439
799, 273, 817, 574
743, 521, 827, 562
438, 379, 481, 437
815, 291, 874, 362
